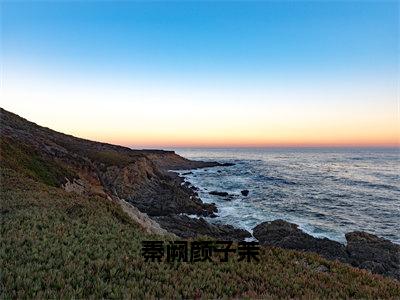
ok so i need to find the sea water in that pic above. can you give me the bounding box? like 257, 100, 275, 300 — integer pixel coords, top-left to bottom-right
171, 147, 400, 244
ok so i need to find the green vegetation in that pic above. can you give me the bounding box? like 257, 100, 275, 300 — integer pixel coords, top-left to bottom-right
0, 137, 76, 187
86, 150, 137, 168
1, 167, 400, 299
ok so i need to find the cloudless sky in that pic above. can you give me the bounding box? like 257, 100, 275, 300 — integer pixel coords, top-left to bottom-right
1, 1, 399, 147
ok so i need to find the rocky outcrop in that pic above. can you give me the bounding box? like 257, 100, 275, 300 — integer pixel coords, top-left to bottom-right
116, 197, 175, 237
154, 214, 251, 242
93, 157, 218, 217
253, 220, 400, 280
209, 191, 236, 201
346, 231, 400, 280
0, 108, 247, 241
209, 191, 230, 197
144, 151, 234, 171
0, 109, 217, 218
63, 178, 88, 195
241, 190, 249, 196
253, 220, 348, 262
218, 163, 235, 167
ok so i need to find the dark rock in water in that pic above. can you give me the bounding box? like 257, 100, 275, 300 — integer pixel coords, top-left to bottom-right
209, 191, 229, 197
226, 195, 235, 201
217, 170, 222, 173
219, 163, 235, 166
182, 172, 193, 175
253, 219, 400, 280
241, 190, 249, 196
253, 220, 348, 262
154, 215, 251, 242
345, 231, 400, 280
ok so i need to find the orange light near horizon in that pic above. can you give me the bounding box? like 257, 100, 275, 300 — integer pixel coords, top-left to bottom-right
2, 67, 399, 150
89, 132, 400, 149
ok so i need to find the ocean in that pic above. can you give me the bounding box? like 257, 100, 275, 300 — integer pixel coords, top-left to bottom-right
171, 147, 400, 244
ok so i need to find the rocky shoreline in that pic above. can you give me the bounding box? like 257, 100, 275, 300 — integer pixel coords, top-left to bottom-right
1, 107, 398, 281
149, 164, 399, 280
154, 214, 251, 242
253, 219, 400, 280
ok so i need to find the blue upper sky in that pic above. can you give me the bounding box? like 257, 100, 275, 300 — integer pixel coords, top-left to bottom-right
3, 1, 398, 77
1, 1, 399, 147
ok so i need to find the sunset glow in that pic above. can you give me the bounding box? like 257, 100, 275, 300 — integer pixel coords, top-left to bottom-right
1, 1, 399, 148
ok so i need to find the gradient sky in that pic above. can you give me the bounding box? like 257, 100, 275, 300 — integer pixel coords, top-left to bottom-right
1, 1, 399, 148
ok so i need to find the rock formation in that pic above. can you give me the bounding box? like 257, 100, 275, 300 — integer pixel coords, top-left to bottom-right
253, 219, 400, 280
154, 214, 251, 241
0, 108, 245, 241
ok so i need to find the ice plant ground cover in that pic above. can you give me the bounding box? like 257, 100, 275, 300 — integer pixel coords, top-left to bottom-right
1, 167, 400, 298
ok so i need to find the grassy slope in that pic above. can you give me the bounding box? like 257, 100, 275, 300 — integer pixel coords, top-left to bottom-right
0, 136, 77, 187
1, 168, 400, 299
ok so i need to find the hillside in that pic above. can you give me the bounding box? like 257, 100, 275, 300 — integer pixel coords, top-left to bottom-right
0, 108, 217, 215
1, 108, 400, 298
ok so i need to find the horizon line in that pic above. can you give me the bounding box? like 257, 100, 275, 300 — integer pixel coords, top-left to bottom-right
2, 108, 398, 151
129, 144, 400, 150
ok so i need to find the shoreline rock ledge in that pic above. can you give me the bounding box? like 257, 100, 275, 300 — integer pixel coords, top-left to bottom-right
253, 219, 400, 280
154, 214, 252, 242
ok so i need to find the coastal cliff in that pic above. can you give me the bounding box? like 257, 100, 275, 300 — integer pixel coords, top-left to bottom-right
1, 108, 399, 277
1, 108, 400, 298
0, 108, 245, 239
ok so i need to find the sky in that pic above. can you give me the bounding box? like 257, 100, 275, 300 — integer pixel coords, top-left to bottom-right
1, 1, 399, 148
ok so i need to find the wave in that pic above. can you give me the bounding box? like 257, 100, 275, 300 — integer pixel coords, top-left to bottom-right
256, 175, 297, 186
